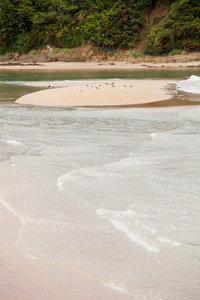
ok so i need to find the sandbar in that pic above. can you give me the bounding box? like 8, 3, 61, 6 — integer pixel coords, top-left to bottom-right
15, 79, 174, 107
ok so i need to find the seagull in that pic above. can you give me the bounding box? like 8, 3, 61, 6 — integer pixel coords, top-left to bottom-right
48, 84, 53, 89
79, 89, 83, 92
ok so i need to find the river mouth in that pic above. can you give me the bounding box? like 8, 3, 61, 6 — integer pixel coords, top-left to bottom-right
0, 69, 200, 300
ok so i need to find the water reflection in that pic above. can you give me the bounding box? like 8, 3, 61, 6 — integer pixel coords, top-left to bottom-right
0, 68, 200, 82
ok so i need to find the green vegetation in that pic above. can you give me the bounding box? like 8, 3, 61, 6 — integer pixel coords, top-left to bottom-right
63, 48, 75, 54
130, 50, 140, 58
144, 0, 200, 55
0, 0, 199, 55
52, 48, 61, 54
29, 49, 41, 55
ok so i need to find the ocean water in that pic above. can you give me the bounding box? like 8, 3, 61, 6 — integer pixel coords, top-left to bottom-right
0, 71, 200, 299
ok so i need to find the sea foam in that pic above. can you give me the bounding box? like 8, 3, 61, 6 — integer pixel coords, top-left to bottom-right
7, 139, 22, 146
177, 75, 200, 94
96, 208, 159, 253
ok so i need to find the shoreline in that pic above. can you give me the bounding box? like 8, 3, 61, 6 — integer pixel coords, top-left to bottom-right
0, 199, 133, 300
0, 60, 200, 71
15, 79, 175, 107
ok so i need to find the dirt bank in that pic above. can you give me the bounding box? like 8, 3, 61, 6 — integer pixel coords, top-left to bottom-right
0, 45, 200, 67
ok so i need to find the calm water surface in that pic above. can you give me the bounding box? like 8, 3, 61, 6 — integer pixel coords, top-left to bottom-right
0, 69, 200, 299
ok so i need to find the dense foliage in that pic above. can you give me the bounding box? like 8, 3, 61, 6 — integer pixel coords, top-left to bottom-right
144, 0, 200, 55
0, 0, 199, 55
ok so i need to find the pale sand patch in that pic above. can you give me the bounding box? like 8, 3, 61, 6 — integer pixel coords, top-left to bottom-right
1, 61, 200, 70
16, 79, 174, 107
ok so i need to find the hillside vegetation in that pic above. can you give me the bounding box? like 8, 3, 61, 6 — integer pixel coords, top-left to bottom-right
0, 0, 199, 56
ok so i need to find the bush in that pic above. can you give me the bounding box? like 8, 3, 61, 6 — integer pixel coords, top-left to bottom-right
144, 0, 200, 55
130, 50, 140, 57
16, 34, 29, 53
169, 49, 182, 55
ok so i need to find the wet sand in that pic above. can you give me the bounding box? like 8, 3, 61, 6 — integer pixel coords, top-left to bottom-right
0, 60, 200, 70
0, 202, 133, 300
16, 79, 174, 107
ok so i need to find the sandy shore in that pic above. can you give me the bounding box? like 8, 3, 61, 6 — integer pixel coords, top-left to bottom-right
15, 79, 175, 107
0, 60, 200, 70
0, 200, 131, 300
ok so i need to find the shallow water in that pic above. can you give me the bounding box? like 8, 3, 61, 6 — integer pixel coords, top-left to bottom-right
0, 70, 200, 299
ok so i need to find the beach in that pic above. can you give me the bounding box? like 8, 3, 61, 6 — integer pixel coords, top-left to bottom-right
1, 60, 200, 71
0, 63, 200, 300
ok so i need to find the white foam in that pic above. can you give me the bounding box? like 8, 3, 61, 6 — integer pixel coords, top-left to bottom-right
0, 81, 24, 85
0, 195, 31, 228
103, 281, 132, 296
7, 139, 22, 146
158, 237, 182, 247
25, 254, 38, 260
150, 132, 157, 140
57, 175, 64, 190
0, 197, 20, 220
113, 220, 159, 252
96, 208, 159, 253
57, 171, 77, 190
104, 280, 183, 299
177, 75, 200, 94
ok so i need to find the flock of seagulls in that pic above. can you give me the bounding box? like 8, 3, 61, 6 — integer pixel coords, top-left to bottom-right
47, 82, 134, 92
77, 82, 133, 92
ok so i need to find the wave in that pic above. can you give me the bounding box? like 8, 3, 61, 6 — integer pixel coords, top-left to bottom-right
56, 155, 148, 195
177, 75, 200, 94
56, 150, 160, 191
7, 139, 23, 146
0, 196, 28, 229
96, 208, 160, 253
96, 205, 185, 254
0, 81, 24, 85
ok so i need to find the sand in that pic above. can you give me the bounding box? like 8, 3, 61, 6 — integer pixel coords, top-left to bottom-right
0, 60, 200, 70
15, 79, 175, 107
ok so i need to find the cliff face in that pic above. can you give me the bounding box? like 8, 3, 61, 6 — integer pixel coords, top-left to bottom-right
0, 0, 199, 56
